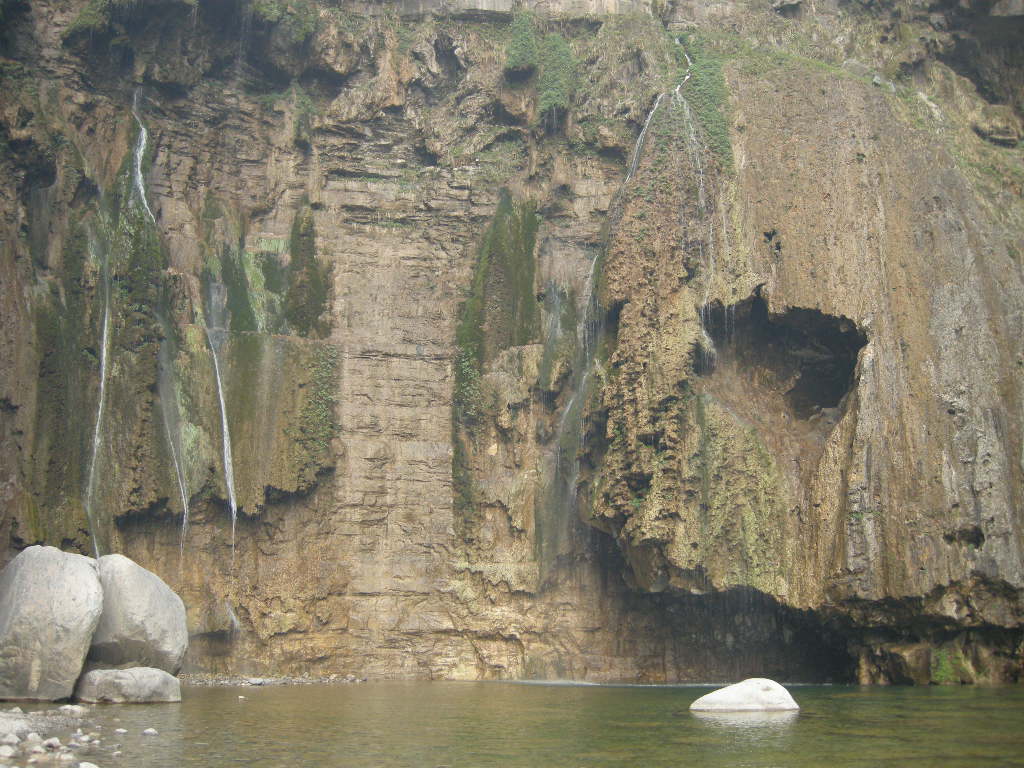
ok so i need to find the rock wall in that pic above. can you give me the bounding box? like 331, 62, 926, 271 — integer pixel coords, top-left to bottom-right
1, 0, 1021, 683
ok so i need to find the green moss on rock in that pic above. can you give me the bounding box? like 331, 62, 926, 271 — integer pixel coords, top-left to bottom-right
284, 203, 331, 338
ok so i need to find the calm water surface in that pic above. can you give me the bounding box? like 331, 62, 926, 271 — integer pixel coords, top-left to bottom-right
65, 682, 1024, 767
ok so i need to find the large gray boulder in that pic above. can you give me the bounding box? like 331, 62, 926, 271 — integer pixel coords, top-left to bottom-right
74, 668, 181, 703
0, 546, 104, 700
689, 678, 800, 712
89, 554, 187, 674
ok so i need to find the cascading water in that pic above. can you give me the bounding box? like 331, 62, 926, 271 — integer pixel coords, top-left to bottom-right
543, 47, 717, 563
131, 90, 156, 225
671, 42, 718, 369
204, 282, 239, 553
541, 88, 671, 568
83, 242, 111, 558
157, 329, 191, 553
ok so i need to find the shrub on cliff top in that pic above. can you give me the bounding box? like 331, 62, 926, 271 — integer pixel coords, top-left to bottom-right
537, 33, 577, 127
505, 12, 539, 78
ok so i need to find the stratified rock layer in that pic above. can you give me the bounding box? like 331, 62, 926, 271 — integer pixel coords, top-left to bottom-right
0, 547, 103, 700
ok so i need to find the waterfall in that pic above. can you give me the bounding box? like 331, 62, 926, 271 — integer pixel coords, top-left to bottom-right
131, 90, 156, 225
83, 243, 111, 558
626, 93, 666, 182
544, 254, 602, 570
157, 332, 191, 553
204, 282, 239, 553
671, 42, 717, 368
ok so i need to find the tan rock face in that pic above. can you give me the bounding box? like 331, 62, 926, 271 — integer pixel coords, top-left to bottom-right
0, 0, 1021, 683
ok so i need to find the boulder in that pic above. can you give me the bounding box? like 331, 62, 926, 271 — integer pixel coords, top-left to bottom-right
689, 678, 800, 712
0, 546, 104, 700
89, 554, 187, 674
74, 668, 181, 703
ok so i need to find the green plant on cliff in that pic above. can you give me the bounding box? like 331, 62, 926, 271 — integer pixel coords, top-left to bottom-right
505, 11, 539, 78
537, 33, 577, 127
284, 203, 331, 338
930, 648, 959, 684
252, 0, 318, 45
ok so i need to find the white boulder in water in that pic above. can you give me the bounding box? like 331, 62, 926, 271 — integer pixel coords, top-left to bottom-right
75, 668, 181, 703
89, 554, 188, 674
0, 546, 104, 700
689, 678, 800, 712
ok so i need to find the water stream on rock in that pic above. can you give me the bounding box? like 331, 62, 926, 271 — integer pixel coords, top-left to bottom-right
157, 329, 191, 554
671, 43, 719, 369
542, 83, 683, 568
204, 282, 239, 554
545, 256, 602, 567
131, 90, 156, 225
83, 242, 111, 559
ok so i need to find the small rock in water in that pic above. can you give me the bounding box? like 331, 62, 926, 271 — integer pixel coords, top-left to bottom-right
238, 695, 246, 699
689, 678, 800, 712
114, 728, 127, 734
25, 732, 42, 742
0, 745, 15, 758
43, 737, 61, 750
80, 763, 101, 768
58, 704, 88, 717
1, 733, 18, 745
142, 727, 158, 736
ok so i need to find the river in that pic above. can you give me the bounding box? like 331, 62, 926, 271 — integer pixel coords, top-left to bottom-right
49, 681, 1024, 767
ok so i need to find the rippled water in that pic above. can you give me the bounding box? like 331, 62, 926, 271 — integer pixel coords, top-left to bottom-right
57, 682, 1024, 767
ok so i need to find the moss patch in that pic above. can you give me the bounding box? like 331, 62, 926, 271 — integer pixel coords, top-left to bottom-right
284, 202, 331, 338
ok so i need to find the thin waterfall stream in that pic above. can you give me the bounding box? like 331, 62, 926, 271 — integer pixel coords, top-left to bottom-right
131, 90, 156, 225
158, 333, 192, 554
204, 283, 239, 554
83, 242, 111, 559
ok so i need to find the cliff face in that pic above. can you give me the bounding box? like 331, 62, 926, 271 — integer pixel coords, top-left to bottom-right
1, 0, 1021, 683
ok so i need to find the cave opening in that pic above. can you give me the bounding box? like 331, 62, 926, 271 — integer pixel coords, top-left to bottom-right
695, 291, 867, 421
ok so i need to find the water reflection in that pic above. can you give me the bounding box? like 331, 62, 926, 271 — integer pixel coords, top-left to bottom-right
691, 710, 799, 729
47, 682, 1024, 768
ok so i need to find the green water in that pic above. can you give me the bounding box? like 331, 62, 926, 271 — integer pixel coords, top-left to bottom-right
71, 682, 1024, 767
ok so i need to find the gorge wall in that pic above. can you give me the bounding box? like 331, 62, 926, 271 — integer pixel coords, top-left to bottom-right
1, 0, 1021, 684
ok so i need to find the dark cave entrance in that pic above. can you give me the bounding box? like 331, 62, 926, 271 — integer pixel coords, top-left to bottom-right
694, 291, 867, 421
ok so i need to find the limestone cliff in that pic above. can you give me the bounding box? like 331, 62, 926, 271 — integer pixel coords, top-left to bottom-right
0, 0, 1021, 683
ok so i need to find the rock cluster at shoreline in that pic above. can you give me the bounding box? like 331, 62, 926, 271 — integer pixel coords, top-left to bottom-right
0, 547, 187, 704
0, 703, 105, 767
